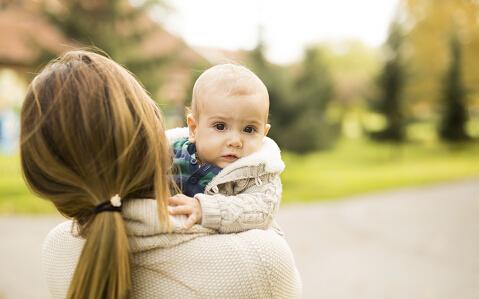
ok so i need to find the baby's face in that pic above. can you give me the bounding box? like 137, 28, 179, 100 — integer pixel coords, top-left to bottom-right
188, 89, 270, 168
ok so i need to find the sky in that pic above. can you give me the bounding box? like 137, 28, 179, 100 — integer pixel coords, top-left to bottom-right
158, 0, 400, 64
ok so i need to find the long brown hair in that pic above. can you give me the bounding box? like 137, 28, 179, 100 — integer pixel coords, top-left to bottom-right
20, 50, 172, 298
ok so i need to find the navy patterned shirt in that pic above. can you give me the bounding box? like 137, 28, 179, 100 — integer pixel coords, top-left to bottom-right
171, 137, 222, 197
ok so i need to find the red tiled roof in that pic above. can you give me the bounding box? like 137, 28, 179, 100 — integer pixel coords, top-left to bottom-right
0, 4, 208, 69
0, 7, 74, 67
0, 3, 209, 104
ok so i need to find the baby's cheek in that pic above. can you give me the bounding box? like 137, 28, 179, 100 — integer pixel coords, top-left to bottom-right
245, 138, 263, 155
195, 143, 209, 160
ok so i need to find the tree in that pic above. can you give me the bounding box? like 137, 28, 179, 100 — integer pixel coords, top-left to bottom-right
39, 0, 170, 99
249, 43, 338, 152
369, 20, 406, 141
404, 0, 479, 117
439, 32, 469, 141
248, 42, 296, 150
321, 40, 379, 109
285, 47, 338, 152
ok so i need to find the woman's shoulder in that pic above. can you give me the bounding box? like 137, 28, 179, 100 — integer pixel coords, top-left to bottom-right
42, 221, 85, 252
41, 219, 301, 298
42, 221, 84, 299
180, 229, 302, 298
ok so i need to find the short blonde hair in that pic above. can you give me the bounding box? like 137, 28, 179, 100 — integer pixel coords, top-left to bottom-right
191, 64, 269, 118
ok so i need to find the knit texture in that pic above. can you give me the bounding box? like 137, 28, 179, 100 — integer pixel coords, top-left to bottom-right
41, 199, 302, 298
197, 175, 283, 233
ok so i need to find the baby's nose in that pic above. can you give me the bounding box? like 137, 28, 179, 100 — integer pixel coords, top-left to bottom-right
227, 132, 242, 147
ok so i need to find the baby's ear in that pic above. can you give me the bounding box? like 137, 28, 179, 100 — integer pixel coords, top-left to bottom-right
264, 124, 271, 136
187, 113, 197, 143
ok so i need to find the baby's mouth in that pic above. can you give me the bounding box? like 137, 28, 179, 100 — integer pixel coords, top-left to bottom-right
222, 154, 239, 161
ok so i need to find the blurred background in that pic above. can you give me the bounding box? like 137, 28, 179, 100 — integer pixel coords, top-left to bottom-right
1, 0, 478, 213
1, 1, 479, 298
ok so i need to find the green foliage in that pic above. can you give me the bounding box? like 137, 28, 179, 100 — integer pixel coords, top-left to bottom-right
439, 32, 469, 141
289, 47, 339, 151
248, 43, 297, 150
403, 0, 479, 120
249, 44, 338, 153
369, 20, 406, 141
181, 66, 208, 110
0, 155, 55, 214
39, 0, 171, 99
321, 40, 380, 108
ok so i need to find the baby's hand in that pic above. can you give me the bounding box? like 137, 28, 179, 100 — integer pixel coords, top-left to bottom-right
168, 194, 202, 229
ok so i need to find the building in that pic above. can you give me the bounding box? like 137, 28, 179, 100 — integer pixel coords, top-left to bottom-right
0, 1, 213, 151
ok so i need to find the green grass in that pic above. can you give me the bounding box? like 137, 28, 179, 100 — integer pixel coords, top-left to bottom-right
281, 139, 479, 203
2, 139, 479, 213
0, 155, 56, 214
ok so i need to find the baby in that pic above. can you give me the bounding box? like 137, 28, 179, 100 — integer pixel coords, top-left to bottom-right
167, 64, 285, 233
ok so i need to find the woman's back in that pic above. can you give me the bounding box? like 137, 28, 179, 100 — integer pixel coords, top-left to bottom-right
42, 199, 302, 298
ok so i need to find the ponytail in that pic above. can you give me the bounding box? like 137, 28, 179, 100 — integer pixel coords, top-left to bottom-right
67, 213, 131, 299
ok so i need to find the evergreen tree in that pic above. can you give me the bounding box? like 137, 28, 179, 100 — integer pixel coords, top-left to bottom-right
249, 44, 337, 152
248, 42, 296, 150
438, 32, 469, 141
40, 0, 170, 99
370, 20, 405, 141
285, 47, 338, 152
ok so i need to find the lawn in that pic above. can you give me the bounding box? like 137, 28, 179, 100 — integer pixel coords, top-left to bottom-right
0, 155, 56, 213
281, 139, 479, 203
1, 139, 479, 213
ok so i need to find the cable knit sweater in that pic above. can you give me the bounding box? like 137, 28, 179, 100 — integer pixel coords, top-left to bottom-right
42, 199, 302, 298
167, 127, 285, 233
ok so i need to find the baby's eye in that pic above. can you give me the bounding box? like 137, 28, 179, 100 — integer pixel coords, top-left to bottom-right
214, 123, 226, 131
243, 126, 256, 133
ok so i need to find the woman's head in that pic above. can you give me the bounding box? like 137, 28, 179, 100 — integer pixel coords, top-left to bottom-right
20, 50, 171, 298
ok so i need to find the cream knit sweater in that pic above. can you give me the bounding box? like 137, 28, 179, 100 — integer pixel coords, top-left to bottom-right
42, 199, 302, 298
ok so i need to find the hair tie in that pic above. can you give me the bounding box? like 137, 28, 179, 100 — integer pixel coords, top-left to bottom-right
94, 194, 122, 214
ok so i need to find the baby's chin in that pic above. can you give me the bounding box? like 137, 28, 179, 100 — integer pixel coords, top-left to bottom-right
215, 160, 235, 168
214, 157, 240, 168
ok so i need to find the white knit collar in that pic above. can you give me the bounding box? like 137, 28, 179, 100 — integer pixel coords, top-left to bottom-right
166, 127, 285, 174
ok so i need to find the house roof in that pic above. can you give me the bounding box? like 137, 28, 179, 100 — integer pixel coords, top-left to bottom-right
0, 2, 210, 105
0, 6, 73, 68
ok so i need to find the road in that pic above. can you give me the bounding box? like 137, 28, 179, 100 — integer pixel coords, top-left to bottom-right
1, 178, 478, 298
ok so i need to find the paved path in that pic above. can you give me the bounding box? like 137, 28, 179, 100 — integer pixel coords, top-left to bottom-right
279, 178, 479, 299
1, 178, 478, 299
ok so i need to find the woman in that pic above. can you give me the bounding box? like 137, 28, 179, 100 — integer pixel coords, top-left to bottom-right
20, 50, 301, 298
